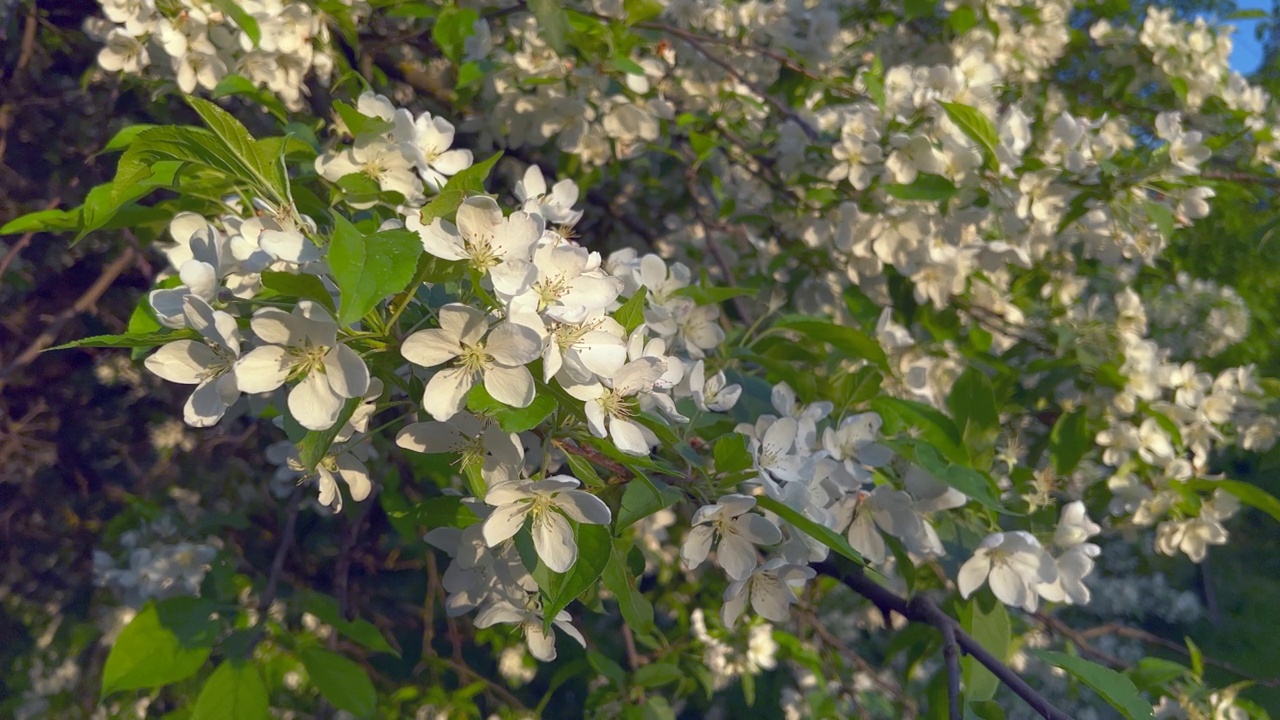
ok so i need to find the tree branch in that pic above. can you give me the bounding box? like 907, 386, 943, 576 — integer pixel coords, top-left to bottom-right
816, 562, 1073, 720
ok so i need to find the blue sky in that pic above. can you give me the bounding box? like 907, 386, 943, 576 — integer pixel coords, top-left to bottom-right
1227, 0, 1274, 72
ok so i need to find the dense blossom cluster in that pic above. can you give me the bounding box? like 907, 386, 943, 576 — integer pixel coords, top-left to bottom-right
44, 0, 1280, 717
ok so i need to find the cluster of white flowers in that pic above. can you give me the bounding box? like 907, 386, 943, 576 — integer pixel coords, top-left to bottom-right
85, 0, 364, 110
94, 540, 218, 607
689, 609, 778, 691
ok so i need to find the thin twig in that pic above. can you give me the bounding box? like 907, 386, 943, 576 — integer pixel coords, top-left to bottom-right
816, 563, 1074, 720
939, 619, 962, 720
262, 487, 304, 612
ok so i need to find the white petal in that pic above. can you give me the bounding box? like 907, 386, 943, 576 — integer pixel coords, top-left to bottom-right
250, 307, 298, 345
402, 328, 463, 368
957, 553, 991, 599
234, 345, 291, 393
534, 510, 577, 573
419, 219, 468, 261
146, 341, 217, 384
525, 623, 558, 662
396, 422, 466, 453
552, 490, 611, 525
438, 303, 489, 345
336, 453, 372, 502
609, 417, 650, 456
184, 379, 232, 427
290, 371, 345, 430
736, 514, 784, 546
423, 366, 475, 421
681, 525, 715, 569
484, 364, 535, 408
482, 503, 531, 546
323, 344, 370, 398
487, 322, 543, 366
474, 600, 524, 628
751, 580, 793, 622
718, 535, 759, 581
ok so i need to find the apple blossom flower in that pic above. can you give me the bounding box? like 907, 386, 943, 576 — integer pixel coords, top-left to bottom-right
408, 196, 541, 296
515, 165, 583, 227
234, 300, 371, 431
958, 531, 1058, 612
571, 357, 668, 456
681, 495, 783, 580
392, 109, 473, 191
481, 476, 611, 573
400, 304, 542, 421
721, 558, 816, 628
474, 597, 585, 662
143, 296, 242, 427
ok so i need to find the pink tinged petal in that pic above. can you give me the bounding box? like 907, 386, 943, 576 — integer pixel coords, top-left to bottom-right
609, 417, 650, 456
552, 490, 611, 525
423, 366, 475, 421
437, 303, 489, 345
336, 453, 372, 502
484, 364, 535, 408
524, 623, 558, 662
185, 379, 232, 427
482, 502, 531, 546
533, 510, 577, 573
234, 345, 292, 393
146, 341, 217, 384
401, 328, 463, 368
736, 514, 784, 546
488, 322, 543, 366
681, 525, 715, 568
323, 344, 370, 398
290, 371, 345, 431
250, 307, 298, 345
717, 534, 759, 581
420, 219, 469, 261
957, 552, 992, 598
431, 149, 473, 175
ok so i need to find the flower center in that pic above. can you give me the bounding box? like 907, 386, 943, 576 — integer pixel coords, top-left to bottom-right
458, 342, 490, 374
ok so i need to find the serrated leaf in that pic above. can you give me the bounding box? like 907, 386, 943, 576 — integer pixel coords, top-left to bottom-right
872, 396, 968, 465
775, 316, 888, 370
102, 124, 160, 153
563, 451, 606, 488
613, 287, 648, 334
616, 475, 682, 531
299, 647, 377, 719
940, 101, 999, 172
102, 598, 218, 697
466, 383, 557, 432
301, 593, 399, 658
713, 433, 753, 474
1, 208, 82, 235
417, 151, 503, 225
333, 100, 395, 138
49, 330, 197, 351
601, 542, 655, 634
1028, 650, 1154, 720
529, 0, 570, 53
328, 218, 422, 326
756, 495, 862, 564
260, 271, 336, 312
191, 662, 269, 720
185, 96, 286, 202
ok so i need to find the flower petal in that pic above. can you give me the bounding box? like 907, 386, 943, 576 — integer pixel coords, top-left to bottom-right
423, 366, 475, 421
145, 340, 217, 384
552, 490, 611, 525
290, 371, 345, 431
323, 344, 370, 399
402, 328, 463, 368
482, 502, 531, 547
533, 510, 577, 573
484, 364, 535, 408
234, 345, 291, 393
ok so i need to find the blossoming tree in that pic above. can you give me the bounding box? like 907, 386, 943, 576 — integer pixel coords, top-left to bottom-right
4, 0, 1280, 717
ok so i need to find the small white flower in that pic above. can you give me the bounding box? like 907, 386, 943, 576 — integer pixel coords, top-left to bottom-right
400, 304, 542, 421
574, 357, 667, 456
144, 296, 242, 427
481, 476, 612, 573
681, 495, 783, 580
688, 360, 742, 413
957, 531, 1058, 612
474, 598, 586, 662
515, 165, 583, 227
393, 109, 474, 191
234, 300, 370, 431
408, 196, 541, 295
721, 558, 816, 628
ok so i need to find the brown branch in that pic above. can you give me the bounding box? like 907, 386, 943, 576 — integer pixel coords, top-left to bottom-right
816, 562, 1074, 720
940, 619, 962, 720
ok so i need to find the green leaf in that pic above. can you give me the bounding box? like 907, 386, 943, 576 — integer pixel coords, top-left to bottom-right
775, 316, 888, 370
529, 0, 570, 53
633, 662, 683, 688
299, 647, 377, 719
417, 151, 503, 224
430, 6, 481, 63
466, 383, 558, 433
1, 208, 82, 236
588, 649, 626, 686
114, 127, 259, 205
563, 451, 606, 488
965, 701, 1006, 720
79, 162, 183, 241
535, 523, 613, 627
756, 495, 862, 564
185, 96, 286, 202
613, 287, 648, 334
390, 495, 482, 529
212, 75, 289, 120
102, 598, 218, 697
939, 102, 999, 172
960, 594, 1010, 702
1145, 200, 1175, 239
301, 593, 400, 657
623, 0, 664, 23
1049, 409, 1089, 476
1185, 478, 1280, 524
328, 218, 423, 326
872, 396, 968, 465
616, 475, 682, 531
1028, 650, 1155, 720
601, 543, 655, 634
1128, 658, 1190, 693
191, 662, 269, 720
261, 271, 336, 312
333, 100, 395, 138
209, 0, 262, 45
296, 397, 362, 472
884, 174, 959, 202
102, 124, 160, 153
947, 368, 999, 468
713, 433, 753, 474
900, 440, 1004, 511
49, 330, 196, 351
